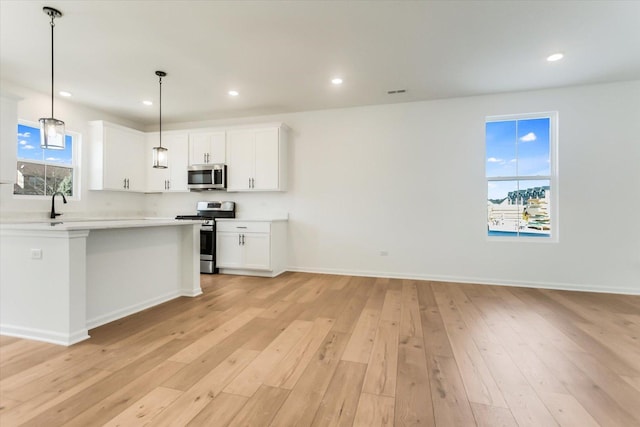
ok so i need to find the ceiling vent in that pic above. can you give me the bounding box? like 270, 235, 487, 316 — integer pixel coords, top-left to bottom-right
387, 89, 407, 95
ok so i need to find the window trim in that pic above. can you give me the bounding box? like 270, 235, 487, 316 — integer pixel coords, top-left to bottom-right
485, 111, 559, 243
14, 119, 81, 201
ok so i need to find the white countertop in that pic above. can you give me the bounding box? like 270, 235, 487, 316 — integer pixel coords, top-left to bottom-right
0, 218, 202, 232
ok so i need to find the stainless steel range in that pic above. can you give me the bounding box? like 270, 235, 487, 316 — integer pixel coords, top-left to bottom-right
176, 201, 235, 274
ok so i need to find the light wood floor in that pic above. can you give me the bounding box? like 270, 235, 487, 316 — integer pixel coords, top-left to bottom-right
1, 273, 639, 426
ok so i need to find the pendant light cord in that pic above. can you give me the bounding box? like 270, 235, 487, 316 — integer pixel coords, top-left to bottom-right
159, 74, 163, 148
49, 13, 55, 118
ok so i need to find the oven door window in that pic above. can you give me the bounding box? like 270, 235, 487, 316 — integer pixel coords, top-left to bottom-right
189, 169, 213, 185
200, 228, 215, 260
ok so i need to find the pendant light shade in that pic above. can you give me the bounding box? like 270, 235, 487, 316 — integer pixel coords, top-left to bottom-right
40, 7, 65, 150
152, 71, 168, 169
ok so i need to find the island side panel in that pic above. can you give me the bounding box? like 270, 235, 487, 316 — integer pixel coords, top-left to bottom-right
0, 230, 90, 345
85, 224, 201, 329
180, 223, 201, 297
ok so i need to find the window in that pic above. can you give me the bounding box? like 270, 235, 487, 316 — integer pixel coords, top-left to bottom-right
14, 122, 78, 197
486, 112, 557, 239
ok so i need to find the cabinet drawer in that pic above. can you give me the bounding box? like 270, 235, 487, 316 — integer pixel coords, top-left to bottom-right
216, 221, 271, 233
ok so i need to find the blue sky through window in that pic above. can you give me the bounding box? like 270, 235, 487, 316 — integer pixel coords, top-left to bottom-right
17, 124, 73, 165
486, 117, 550, 178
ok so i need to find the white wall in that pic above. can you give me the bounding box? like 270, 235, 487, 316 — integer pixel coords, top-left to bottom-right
3, 79, 639, 294
151, 81, 640, 294
0, 82, 147, 220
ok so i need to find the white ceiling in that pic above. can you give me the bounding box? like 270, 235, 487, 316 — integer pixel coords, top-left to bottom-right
1, 0, 639, 126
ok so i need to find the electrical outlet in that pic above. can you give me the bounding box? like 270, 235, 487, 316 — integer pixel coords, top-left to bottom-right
30, 248, 42, 260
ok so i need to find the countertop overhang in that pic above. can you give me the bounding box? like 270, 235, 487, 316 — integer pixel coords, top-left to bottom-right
0, 218, 201, 232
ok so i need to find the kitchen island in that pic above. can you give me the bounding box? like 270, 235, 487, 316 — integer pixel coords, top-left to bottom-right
0, 219, 201, 345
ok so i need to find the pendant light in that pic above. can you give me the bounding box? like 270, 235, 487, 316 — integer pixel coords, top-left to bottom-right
39, 7, 65, 150
152, 71, 168, 168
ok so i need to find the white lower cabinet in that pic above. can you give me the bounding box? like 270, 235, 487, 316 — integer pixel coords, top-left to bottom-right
216, 220, 287, 277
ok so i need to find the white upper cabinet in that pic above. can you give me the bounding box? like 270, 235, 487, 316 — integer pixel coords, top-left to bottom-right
146, 131, 189, 192
89, 121, 146, 192
188, 131, 226, 165
0, 95, 18, 184
226, 125, 287, 192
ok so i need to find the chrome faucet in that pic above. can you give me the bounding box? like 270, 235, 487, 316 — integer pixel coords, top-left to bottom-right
50, 192, 67, 219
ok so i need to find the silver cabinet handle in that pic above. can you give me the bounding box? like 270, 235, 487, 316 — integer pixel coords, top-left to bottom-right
238, 234, 241, 245
252, 178, 255, 188
242, 234, 245, 245
248, 177, 251, 188
167, 180, 170, 190
123, 178, 127, 189
236, 226, 247, 229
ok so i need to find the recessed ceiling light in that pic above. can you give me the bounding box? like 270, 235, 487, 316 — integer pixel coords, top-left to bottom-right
331, 78, 343, 85
228, 90, 239, 97
59, 91, 71, 97
546, 53, 564, 62
142, 100, 153, 106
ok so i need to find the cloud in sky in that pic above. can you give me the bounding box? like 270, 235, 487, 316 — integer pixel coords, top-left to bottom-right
487, 157, 502, 163
19, 140, 27, 145
520, 132, 537, 142
23, 144, 35, 150
46, 157, 61, 161
18, 132, 31, 138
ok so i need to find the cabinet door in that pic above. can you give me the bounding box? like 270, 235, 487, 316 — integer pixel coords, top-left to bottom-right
102, 126, 131, 190
207, 132, 226, 164
166, 133, 188, 191
253, 128, 279, 190
242, 232, 271, 270
189, 131, 226, 165
227, 130, 255, 191
189, 133, 210, 165
124, 132, 146, 192
216, 232, 243, 268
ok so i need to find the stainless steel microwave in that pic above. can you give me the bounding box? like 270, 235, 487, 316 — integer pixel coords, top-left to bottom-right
187, 164, 227, 191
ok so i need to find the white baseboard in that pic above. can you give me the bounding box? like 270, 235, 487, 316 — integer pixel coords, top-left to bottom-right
86, 291, 182, 330
285, 266, 640, 295
0, 324, 90, 346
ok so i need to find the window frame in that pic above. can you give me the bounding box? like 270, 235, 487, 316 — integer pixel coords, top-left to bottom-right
485, 111, 559, 242
14, 120, 81, 201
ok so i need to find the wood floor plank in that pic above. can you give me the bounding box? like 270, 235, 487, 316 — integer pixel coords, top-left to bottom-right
470, 403, 518, 427
399, 280, 423, 338
269, 331, 350, 426
226, 385, 289, 427
264, 317, 335, 389
352, 392, 395, 427
394, 335, 435, 426
380, 289, 402, 321
416, 283, 454, 357
432, 283, 507, 408
0, 368, 112, 426
168, 306, 264, 364
362, 319, 399, 397
537, 391, 600, 427
16, 339, 187, 427
101, 386, 183, 427
223, 319, 314, 397
311, 360, 367, 427
185, 392, 248, 427
150, 348, 259, 426
341, 307, 382, 363
427, 354, 477, 427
